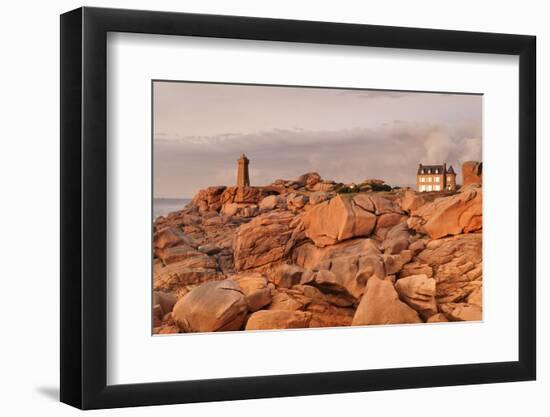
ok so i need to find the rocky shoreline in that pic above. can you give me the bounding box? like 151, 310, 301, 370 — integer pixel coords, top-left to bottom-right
153, 170, 482, 334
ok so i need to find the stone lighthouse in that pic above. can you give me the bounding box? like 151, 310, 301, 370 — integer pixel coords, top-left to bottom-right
237, 154, 250, 187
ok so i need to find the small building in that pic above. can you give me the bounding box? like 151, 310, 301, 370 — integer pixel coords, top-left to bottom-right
417, 163, 456, 192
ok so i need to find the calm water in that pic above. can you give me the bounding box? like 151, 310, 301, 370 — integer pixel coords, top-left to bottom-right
153, 198, 191, 218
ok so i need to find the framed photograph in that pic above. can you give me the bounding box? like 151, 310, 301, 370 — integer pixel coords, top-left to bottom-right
60, 6, 536, 409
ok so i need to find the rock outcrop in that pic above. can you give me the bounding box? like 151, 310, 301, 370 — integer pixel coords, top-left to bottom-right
292, 237, 385, 300
259, 195, 285, 211
153, 291, 177, 319
398, 189, 426, 213
407, 233, 482, 305
153, 169, 483, 334
408, 185, 482, 239
352, 277, 422, 326
221, 186, 270, 205
301, 194, 377, 247
172, 280, 248, 332
233, 211, 297, 270
191, 186, 226, 213
233, 272, 272, 312
439, 302, 482, 321
395, 274, 437, 319
245, 310, 312, 330
271, 264, 304, 288
462, 161, 483, 186
154, 257, 222, 294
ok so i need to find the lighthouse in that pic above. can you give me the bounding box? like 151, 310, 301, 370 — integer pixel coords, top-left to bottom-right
237, 154, 250, 188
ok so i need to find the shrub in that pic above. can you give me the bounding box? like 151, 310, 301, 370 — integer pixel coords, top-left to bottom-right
371, 183, 392, 192
337, 186, 354, 194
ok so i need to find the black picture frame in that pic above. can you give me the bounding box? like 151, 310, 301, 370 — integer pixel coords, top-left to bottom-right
60, 6, 536, 410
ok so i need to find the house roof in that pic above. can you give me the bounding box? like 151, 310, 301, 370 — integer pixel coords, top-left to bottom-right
417, 163, 457, 175
417, 164, 444, 175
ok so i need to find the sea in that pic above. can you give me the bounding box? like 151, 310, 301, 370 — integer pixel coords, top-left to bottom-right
153, 198, 191, 219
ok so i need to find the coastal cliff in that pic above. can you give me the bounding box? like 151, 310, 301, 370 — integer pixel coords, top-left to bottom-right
153, 172, 482, 334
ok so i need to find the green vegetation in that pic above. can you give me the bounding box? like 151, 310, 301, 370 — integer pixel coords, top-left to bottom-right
336, 186, 355, 194
370, 183, 392, 192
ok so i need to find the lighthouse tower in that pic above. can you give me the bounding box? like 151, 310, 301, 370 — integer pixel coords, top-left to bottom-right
237, 154, 250, 188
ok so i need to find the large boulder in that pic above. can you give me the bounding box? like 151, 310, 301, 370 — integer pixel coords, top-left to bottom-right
312, 181, 337, 192
153, 227, 198, 250
367, 194, 403, 215
220, 202, 239, 217
156, 244, 204, 265
309, 191, 331, 206
152, 291, 177, 316
301, 194, 377, 247
294, 172, 321, 189
220, 186, 269, 205
352, 277, 422, 326
233, 273, 272, 312
301, 253, 386, 300
395, 274, 438, 319
245, 310, 312, 330
374, 212, 406, 241
172, 280, 248, 332
293, 284, 354, 309
293, 238, 381, 269
153, 256, 222, 292
292, 237, 385, 300
398, 189, 426, 213
233, 211, 297, 270
286, 193, 309, 211
267, 290, 305, 311
382, 250, 413, 275
190, 186, 226, 213
462, 161, 483, 186
154, 210, 201, 232
381, 222, 412, 255
427, 313, 449, 323
412, 234, 482, 305
259, 195, 285, 211
407, 185, 482, 239
271, 264, 304, 288
439, 302, 482, 321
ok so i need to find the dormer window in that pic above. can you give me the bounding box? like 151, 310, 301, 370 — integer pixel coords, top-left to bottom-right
420, 169, 424, 174
435, 169, 439, 174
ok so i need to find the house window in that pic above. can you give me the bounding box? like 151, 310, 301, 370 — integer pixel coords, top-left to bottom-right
434, 185, 440, 191
427, 169, 431, 174
420, 177, 425, 183
427, 177, 432, 182
427, 185, 432, 191
435, 169, 439, 174
447, 176, 452, 182
419, 185, 425, 192
435, 177, 440, 183
421, 169, 424, 174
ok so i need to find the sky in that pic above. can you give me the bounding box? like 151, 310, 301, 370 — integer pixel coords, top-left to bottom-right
153, 81, 482, 198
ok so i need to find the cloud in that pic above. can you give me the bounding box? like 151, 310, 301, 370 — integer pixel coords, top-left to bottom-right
336, 90, 453, 100
423, 130, 454, 162
337, 90, 409, 99
154, 121, 481, 198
